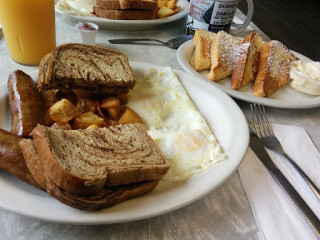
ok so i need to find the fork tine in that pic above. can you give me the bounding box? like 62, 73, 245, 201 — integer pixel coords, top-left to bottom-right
250, 103, 262, 138
251, 103, 272, 138
259, 104, 274, 137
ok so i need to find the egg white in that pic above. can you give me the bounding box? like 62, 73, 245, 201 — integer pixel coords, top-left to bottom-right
127, 67, 226, 182
56, 0, 96, 16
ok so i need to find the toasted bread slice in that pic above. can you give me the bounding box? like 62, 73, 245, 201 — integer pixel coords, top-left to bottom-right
38, 43, 136, 96
191, 29, 216, 71
38, 53, 51, 89
94, 8, 156, 20
26, 123, 169, 196
95, 0, 157, 10
208, 31, 242, 82
19, 139, 159, 210
231, 33, 264, 90
253, 40, 299, 97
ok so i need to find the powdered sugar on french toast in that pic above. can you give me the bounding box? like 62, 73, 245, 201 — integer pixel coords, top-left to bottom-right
267, 40, 298, 80
217, 33, 241, 70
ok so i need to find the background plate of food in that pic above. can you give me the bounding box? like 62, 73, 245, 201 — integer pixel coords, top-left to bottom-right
177, 38, 320, 109
0, 61, 248, 224
55, 0, 189, 30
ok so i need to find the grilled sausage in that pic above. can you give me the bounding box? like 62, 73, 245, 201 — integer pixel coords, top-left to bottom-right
8, 70, 44, 137
0, 129, 41, 188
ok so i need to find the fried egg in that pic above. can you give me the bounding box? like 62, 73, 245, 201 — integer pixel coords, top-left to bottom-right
56, 0, 95, 16
127, 67, 226, 182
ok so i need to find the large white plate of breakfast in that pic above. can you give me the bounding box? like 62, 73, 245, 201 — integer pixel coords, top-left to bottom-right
177, 29, 320, 109
0, 43, 248, 224
55, 0, 189, 30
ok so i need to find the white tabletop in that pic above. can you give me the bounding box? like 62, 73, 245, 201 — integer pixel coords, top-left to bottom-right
0, 9, 319, 240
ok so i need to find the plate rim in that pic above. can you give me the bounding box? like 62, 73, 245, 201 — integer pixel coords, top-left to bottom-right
55, 0, 189, 30
177, 40, 320, 109
0, 61, 249, 224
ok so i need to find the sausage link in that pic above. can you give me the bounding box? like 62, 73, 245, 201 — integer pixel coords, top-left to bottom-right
8, 70, 44, 137
0, 129, 41, 188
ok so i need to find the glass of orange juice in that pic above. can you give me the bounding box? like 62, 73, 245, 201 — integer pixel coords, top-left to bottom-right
0, 0, 56, 65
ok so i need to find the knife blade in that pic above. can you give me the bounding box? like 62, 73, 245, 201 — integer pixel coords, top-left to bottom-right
249, 129, 320, 239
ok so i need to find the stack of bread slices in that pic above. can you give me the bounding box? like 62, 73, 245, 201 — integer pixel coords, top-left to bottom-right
19, 123, 170, 210
191, 30, 299, 97
94, 0, 157, 20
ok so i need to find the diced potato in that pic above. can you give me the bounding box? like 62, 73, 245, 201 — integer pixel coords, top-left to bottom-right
167, 0, 176, 10
157, 0, 167, 8
86, 124, 99, 129
107, 106, 120, 120
96, 105, 108, 120
73, 112, 107, 129
117, 107, 141, 124
100, 97, 121, 120
51, 122, 72, 130
101, 97, 120, 109
77, 98, 97, 113
158, 7, 175, 18
49, 98, 81, 123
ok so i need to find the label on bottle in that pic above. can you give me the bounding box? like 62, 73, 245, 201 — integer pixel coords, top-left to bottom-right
186, 0, 238, 35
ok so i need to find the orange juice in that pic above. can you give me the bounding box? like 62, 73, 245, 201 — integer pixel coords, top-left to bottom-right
0, 0, 56, 65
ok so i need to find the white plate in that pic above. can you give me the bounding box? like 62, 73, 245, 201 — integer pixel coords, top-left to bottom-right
177, 40, 320, 109
0, 61, 248, 224
55, 0, 189, 30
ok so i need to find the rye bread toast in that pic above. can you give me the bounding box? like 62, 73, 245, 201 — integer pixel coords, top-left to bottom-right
96, 0, 157, 10
19, 139, 159, 210
38, 43, 136, 96
26, 123, 169, 196
94, 8, 156, 20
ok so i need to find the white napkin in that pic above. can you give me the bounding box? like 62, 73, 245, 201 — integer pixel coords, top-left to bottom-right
239, 124, 320, 240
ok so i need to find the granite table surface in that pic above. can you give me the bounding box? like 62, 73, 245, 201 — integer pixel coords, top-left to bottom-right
0, 8, 319, 240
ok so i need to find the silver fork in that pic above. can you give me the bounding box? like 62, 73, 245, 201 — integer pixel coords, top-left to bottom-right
250, 103, 320, 202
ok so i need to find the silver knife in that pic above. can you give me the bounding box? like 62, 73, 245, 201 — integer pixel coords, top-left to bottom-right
249, 128, 320, 239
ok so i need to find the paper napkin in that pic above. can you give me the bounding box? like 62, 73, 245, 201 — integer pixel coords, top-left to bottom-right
239, 124, 320, 240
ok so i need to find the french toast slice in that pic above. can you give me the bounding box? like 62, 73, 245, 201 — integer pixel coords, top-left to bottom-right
24, 123, 169, 196
191, 29, 216, 71
208, 31, 241, 82
253, 40, 299, 97
231, 33, 264, 90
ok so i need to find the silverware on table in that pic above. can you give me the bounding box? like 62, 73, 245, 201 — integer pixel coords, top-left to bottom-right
250, 103, 320, 202
108, 35, 193, 49
249, 126, 320, 239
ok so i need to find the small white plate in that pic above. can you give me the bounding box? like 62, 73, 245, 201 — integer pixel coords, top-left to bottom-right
55, 0, 189, 30
0, 62, 248, 224
177, 40, 320, 109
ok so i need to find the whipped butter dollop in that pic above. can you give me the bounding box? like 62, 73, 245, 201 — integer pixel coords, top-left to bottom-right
290, 60, 320, 95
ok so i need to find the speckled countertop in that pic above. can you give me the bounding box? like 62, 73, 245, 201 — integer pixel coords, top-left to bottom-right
0, 8, 319, 240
